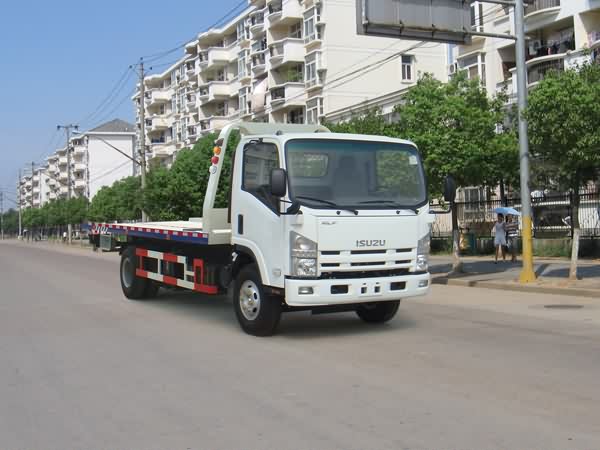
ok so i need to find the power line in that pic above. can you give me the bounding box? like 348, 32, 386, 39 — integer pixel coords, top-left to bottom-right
79, 68, 135, 129
142, 0, 249, 64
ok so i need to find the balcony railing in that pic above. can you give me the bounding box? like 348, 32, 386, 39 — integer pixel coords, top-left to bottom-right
528, 57, 563, 84
525, 0, 560, 16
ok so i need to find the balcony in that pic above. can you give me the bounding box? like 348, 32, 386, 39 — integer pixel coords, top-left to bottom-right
148, 117, 170, 131
150, 143, 176, 159
249, 11, 265, 36
74, 179, 86, 190
185, 59, 196, 75
33, 187, 40, 194
524, 0, 560, 18
197, 51, 209, 70
251, 53, 267, 75
198, 81, 233, 105
269, 38, 304, 69
199, 117, 234, 134
207, 46, 234, 67
305, 72, 325, 91
73, 163, 86, 173
145, 89, 171, 106
48, 192, 57, 201
269, 83, 305, 108
47, 178, 56, 187
267, 0, 303, 26
73, 146, 85, 156
59, 186, 69, 195
58, 156, 68, 166
527, 55, 564, 85
59, 172, 68, 181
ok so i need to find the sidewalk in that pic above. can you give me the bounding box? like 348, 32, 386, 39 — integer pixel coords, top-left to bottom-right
430, 255, 600, 299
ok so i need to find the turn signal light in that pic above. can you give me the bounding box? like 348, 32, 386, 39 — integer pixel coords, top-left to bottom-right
213, 146, 221, 155
211, 156, 219, 165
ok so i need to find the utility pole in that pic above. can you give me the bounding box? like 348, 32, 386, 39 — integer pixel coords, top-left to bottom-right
514, 0, 536, 283
18, 169, 22, 239
57, 124, 79, 245
31, 161, 35, 209
0, 191, 4, 240
134, 58, 149, 222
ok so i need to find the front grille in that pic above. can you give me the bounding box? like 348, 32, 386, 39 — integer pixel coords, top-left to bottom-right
319, 248, 415, 274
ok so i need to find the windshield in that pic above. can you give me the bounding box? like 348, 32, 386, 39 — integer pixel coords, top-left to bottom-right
285, 138, 427, 209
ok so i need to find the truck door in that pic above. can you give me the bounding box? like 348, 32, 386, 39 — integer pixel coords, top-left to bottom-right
232, 139, 285, 288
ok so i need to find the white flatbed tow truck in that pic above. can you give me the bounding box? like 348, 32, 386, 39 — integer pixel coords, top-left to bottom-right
88, 122, 453, 336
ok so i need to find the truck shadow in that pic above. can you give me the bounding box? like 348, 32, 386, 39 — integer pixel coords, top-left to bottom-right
147, 289, 417, 338
279, 312, 417, 339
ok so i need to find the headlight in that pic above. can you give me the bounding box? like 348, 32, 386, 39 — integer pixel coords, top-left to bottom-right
416, 232, 431, 272
291, 232, 317, 277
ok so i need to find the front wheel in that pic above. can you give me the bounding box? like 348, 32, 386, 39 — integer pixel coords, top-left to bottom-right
120, 246, 149, 299
356, 300, 400, 323
234, 265, 282, 336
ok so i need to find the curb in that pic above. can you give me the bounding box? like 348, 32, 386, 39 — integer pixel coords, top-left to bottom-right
432, 276, 599, 299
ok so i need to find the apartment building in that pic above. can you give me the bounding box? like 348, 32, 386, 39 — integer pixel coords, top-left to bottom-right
134, 0, 448, 166
19, 119, 137, 209
449, 0, 600, 102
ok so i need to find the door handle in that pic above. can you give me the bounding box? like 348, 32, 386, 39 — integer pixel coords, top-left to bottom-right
237, 214, 244, 235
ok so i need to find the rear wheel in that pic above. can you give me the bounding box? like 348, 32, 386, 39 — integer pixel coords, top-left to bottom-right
234, 265, 282, 336
356, 300, 400, 323
120, 246, 149, 299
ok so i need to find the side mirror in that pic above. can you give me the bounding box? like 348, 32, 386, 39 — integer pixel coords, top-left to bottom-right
444, 176, 456, 203
270, 168, 287, 198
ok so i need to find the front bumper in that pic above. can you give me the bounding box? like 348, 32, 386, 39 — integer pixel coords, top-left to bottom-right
284, 272, 430, 307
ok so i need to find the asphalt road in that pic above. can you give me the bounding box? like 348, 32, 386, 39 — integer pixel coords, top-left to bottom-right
1, 241, 599, 450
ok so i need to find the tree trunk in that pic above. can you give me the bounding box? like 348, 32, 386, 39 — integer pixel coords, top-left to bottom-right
499, 179, 507, 206
451, 201, 463, 273
569, 187, 580, 281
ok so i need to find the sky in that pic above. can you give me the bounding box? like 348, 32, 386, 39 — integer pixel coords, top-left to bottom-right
0, 0, 246, 204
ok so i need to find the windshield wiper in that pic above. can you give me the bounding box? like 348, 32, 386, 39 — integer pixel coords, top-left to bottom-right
295, 195, 358, 215
358, 200, 419, 214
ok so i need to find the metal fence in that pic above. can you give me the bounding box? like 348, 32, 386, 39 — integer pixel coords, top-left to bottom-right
432, 190, 600, 238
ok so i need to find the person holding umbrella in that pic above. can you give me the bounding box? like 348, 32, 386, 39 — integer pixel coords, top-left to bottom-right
492, 213, 506, 263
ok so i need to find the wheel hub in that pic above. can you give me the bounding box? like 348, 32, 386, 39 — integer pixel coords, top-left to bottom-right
122, 258, 133, 288
239, 280, 261, 321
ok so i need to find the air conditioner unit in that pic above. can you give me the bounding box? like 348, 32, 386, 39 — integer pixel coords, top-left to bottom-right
448, 63, 458, 75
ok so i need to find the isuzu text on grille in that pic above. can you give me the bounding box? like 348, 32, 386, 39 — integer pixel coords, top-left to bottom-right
356, 240, 386, 248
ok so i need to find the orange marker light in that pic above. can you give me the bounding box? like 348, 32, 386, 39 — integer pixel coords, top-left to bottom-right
211, 156, 219, 165
213, 146, 221, 155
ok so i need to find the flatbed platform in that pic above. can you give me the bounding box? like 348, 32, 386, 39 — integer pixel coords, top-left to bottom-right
86, 221, 210, 245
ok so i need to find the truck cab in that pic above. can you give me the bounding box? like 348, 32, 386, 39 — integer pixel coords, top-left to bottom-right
213, 123, 433, 334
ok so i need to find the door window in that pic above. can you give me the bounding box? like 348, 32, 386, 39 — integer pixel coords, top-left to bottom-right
242, 142, 280, 211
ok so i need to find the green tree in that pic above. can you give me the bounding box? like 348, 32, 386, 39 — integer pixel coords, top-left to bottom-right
142, 131, 238, 220
393, 73, 517, 271
526, 62, 600, 280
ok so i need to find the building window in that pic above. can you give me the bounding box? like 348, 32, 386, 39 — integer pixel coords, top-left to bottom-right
288, 108, 304, 124
306, 97, 323, 124
238, 51, 248, 78
304, 17, 315, 41
458, 53, 486, 85
401, 55, 413, 81
470, 2, 484, 32
290, 22, 302, 39
239, 87, 251, 115
215, 102, 228, 117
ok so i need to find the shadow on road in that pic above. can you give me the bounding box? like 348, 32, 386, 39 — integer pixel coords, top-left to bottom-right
142, 288, 417, 338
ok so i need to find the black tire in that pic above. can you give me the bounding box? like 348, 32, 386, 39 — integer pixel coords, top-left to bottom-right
120, 246, 149, 299
234, 265, 282, 336
356, 300, 400, 323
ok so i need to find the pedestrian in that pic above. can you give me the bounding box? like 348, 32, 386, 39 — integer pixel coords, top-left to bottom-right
493, 213, 506, 264
62, 230, 67, 243
505, 215, 519, 263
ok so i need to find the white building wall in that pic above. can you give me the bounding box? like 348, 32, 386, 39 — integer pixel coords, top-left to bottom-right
319, 0, 448, 115
87, 133, 136, 199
